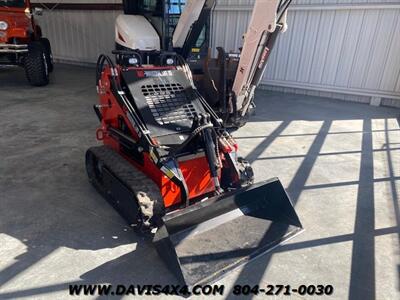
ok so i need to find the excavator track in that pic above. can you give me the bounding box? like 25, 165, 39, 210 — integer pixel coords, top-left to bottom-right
86, 146, 165, 235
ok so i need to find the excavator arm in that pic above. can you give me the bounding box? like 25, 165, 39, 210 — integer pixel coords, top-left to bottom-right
232, 0, 291, 118
177, 0, 292, 126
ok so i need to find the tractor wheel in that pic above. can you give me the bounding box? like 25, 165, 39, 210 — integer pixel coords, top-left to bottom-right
24, 41, 49, 87
39, 37, 54, 73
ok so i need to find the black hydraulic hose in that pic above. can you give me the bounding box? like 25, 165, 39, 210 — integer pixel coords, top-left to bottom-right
203, 128, 219, 178
169, 123, 213, 158
278, 0, 284, 11
277, 0, 293, 23
96, 54, 119, 90
96, 55, 106, 85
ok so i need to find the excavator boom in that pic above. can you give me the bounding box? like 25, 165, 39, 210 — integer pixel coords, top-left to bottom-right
180, 0, 293, 126
233, 0, 290, 117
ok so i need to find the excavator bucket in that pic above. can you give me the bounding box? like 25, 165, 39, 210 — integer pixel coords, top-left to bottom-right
153, 178, 303, 286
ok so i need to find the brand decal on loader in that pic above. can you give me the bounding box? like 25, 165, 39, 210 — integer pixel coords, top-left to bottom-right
144, 70, 173, 77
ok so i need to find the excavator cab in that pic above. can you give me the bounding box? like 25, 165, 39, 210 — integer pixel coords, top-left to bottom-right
118, 0, 211, 72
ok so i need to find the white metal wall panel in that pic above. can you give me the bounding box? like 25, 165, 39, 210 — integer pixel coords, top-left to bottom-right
35, 9, 121, 64
212, 0, 400, 102
33, 0, 400, 103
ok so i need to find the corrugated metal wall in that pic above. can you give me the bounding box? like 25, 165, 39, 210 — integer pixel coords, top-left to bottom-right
35, 0, 400, 105
212, 0, 400, 105
33, 0, 121, 64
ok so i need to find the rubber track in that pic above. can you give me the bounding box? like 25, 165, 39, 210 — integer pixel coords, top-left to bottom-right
88, 146, 165, 228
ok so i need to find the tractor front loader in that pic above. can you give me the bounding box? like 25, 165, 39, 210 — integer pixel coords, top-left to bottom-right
86, 49, 302, 286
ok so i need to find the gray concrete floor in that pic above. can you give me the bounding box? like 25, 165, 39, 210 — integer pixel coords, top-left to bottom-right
0, 64, 399, 300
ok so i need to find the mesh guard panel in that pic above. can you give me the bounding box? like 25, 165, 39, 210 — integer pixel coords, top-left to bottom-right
142, 84, 197, 125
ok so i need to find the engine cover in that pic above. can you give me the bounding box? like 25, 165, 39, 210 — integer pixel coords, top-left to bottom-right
115, 15, 160, 51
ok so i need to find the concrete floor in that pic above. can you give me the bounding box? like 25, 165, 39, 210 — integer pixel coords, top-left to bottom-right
0, 64, 399, 300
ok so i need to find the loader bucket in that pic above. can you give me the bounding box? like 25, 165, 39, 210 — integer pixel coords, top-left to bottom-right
153, 177, 303, 287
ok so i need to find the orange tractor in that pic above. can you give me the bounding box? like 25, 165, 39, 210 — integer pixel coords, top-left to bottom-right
0, 0, 53, 86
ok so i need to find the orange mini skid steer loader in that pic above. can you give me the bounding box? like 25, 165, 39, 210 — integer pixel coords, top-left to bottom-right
86, 49, 302, 286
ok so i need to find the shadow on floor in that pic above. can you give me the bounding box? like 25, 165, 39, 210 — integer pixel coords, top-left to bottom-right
225, 93, 400, 300
0, 87, 399, 299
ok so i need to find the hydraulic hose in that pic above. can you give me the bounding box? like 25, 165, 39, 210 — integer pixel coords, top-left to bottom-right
169, 123, 214, 157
